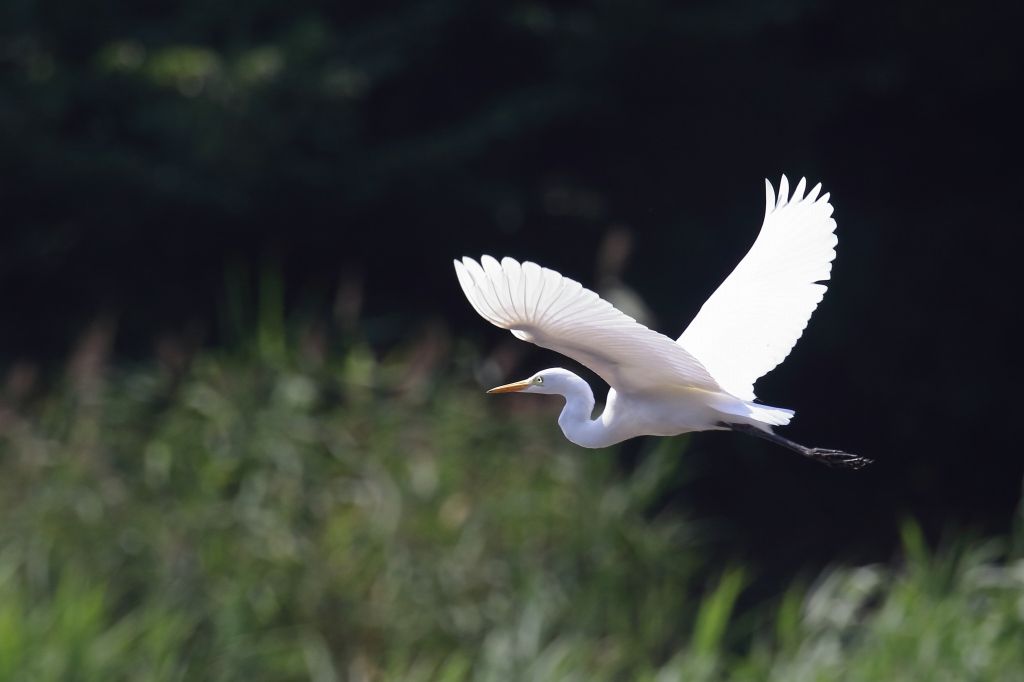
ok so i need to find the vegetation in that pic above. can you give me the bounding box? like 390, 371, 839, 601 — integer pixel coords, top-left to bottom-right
4, 0, 1022, 598
2, 2, 1020, 678
1, 338, 1022, 681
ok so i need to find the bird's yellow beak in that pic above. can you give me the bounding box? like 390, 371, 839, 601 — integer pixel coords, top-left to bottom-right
486, 378, 532, 394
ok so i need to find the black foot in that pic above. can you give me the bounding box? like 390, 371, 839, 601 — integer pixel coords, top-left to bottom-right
804, 448, 874, 470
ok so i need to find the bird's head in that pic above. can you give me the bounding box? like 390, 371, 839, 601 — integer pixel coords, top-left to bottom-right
487, 368, 580, 396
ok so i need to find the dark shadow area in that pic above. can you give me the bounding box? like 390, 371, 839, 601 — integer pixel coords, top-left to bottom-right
2, 0, 1022, 576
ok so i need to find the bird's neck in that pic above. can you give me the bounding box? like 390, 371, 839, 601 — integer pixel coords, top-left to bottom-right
556, 378, 618, 449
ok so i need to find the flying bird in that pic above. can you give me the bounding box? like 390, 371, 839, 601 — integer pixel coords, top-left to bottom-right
454, 176, 870, 469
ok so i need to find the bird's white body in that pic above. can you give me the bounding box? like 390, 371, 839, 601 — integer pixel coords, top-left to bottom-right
510, 369, 789, 449
560, 384, 725, 449
455, 176, 868, 466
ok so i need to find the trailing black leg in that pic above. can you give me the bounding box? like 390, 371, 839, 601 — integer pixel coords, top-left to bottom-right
726, 423, 873, 470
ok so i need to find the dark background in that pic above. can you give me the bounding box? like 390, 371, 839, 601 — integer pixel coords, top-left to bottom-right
2, 0, 1022, 572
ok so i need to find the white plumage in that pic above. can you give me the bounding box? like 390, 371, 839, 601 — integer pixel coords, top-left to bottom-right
678, 176, 836, 401
454, 176, 869, 468
453, 255, 719, 395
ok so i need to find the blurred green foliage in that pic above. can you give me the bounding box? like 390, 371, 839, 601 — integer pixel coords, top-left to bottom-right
3, 0, 1023, 556
1, 336, 1022, 680
2, 2, 1022, 676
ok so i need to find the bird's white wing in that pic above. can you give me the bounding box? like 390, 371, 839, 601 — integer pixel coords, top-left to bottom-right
677, 176, 838, 401
455, 255, 721, 395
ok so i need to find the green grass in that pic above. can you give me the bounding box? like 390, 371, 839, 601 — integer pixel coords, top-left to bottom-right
1, 343, 1022, 680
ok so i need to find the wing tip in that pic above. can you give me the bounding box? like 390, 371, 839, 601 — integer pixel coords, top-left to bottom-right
459, 255, 482, 270
794, 176, 807, 202
765, 178, 776, 215
766, 174, 836, 217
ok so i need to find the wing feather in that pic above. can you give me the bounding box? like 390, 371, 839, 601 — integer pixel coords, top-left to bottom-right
455, 256, 721, 395
677, 175, 838, 400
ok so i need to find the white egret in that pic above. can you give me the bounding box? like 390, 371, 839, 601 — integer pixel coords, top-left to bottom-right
454, 176, 870, 469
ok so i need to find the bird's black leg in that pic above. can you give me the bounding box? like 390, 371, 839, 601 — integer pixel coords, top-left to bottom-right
726, 423, 873, 470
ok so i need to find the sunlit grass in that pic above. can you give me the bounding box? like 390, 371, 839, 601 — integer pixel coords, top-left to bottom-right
1, 343, 1022, 680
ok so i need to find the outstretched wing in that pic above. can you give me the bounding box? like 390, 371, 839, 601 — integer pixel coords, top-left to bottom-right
455, 255, 721, 395
678, 176, 838, 401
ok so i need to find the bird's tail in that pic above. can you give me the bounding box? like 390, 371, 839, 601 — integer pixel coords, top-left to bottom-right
707, 393, 794, 429
742, 402, 795, 427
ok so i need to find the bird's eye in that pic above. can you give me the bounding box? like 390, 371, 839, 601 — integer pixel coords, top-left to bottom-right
535, 376, 544, 384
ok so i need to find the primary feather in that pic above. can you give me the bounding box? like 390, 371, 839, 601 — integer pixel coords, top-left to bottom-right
677, 175, 838, 400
